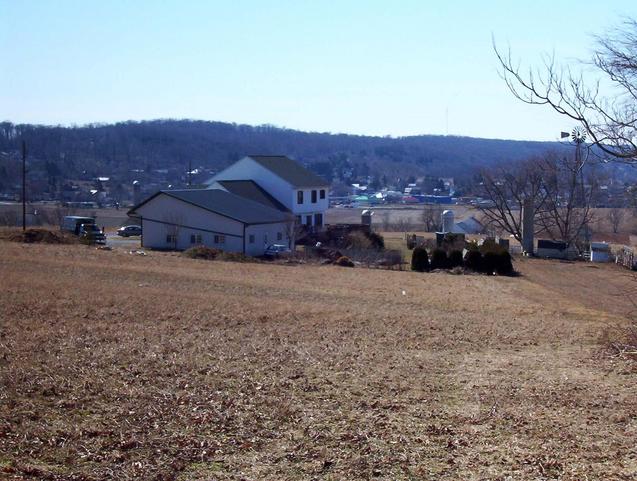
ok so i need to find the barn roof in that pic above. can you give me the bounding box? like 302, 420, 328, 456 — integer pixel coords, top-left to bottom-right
130, 189, 291, 225
246, 155, 329, 188
215, 180, 289, 212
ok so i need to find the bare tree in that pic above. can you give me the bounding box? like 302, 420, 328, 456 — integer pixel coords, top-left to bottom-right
535, 151, 597, 249
284, 215, 304, 249
380, 211, 391, 231
421, 204, 443, 232
163, 213, 183, 250
608, 208, 626, 233
478, 158, 548, 242
394, 218, 413, 233
494, 20, 637, 162
479, 151, 597, 249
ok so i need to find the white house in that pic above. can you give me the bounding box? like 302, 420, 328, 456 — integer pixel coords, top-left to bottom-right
129, 155, 328, 255
207, 155, 329, 229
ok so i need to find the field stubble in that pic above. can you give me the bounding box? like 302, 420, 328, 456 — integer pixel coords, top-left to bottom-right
1, 242, 636, 480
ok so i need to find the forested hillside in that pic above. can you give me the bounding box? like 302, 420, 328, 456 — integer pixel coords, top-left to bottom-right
0, 119, 566, 190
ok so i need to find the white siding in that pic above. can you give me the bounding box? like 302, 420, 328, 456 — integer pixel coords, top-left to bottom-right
244, 222, 290, 256
135, 193, 244, 251
134, 192, 293, 255
291, 187, 329, 216
212, 158, 296, 210
212, 157, 329, 218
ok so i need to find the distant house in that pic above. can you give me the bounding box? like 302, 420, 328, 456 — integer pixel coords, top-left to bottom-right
130, 155, 328, 254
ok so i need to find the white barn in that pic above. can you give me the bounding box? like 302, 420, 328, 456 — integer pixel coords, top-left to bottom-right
130, 155, 328, 255
129, 189, 293, 255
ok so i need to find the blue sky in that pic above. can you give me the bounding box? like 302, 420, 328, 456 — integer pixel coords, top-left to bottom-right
1, 1, 635, 141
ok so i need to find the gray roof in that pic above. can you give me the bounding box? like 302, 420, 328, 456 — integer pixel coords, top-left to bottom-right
133, 189, 291, 224
216, 180, 289, 212
247, 155, 329, 188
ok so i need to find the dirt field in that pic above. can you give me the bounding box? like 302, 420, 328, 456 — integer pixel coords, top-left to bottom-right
1, 241, 636, 480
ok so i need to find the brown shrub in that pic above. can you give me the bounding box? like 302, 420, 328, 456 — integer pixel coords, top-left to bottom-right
5, 228, 77, 244
335, 255, 355, 267
345, 231, 373, 250
182, 246, 221, 260
217, 251, 259, 263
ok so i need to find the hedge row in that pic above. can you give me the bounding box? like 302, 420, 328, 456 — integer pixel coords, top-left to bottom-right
411, 247, 514, 275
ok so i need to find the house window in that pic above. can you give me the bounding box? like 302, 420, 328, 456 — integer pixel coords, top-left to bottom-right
214, 234, 225, 244
320, 189, 325, 199
305, 215, 312, 226
295, 215, 302, 225
297, 190, 304, 204
277, 232, 283, 241
190, 234, 202, 244
314, 213, 323, 227
311, 190, 317, 203
166, 234, 176, 244
249, 234, 255, 244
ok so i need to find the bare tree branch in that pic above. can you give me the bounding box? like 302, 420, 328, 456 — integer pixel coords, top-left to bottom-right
494, 21, 637, 162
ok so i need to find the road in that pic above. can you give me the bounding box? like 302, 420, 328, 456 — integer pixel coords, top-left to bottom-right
106, 233, 141, 249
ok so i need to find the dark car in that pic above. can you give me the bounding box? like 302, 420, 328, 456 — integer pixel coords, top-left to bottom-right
79, 223, 106, 244
117, 225, 142, 237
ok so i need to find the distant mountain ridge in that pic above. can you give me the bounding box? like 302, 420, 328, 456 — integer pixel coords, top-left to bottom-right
0, 119, 569, 191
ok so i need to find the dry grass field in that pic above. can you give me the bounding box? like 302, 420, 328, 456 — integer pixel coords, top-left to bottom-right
1, 241, 637, 480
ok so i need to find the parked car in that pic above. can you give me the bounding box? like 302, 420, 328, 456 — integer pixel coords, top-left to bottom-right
264, 244, 292, 258
117, 225, 142, 237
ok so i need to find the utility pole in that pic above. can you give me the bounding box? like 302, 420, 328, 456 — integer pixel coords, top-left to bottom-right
22, 140, 26, 231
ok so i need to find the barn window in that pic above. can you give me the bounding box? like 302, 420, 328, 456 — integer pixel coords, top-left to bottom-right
190, 234, 202, 244
297, 191, 304, 204
166, 234, 176, 244
249, 234, 255, 244
214, 235, 225, 244
311, 190, 317, 203
277, 232, 283, 241
320, 189, 325, 199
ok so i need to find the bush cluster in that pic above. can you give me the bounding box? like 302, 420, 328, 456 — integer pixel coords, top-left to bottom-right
367, 231, 385, 250
183, 247, 258, 263
463, 248, 513, 275
464, 249, 483, 272
448, 250, 463, 268
411, 246, 429, 272
346, 231, 385, 250
430, 248, 448, 270
183, 246, 220, 260
410, 245, 515, 276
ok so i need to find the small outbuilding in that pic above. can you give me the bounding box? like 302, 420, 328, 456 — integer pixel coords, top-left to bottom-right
536, 239, 577, 260
590, 242, 611, 263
